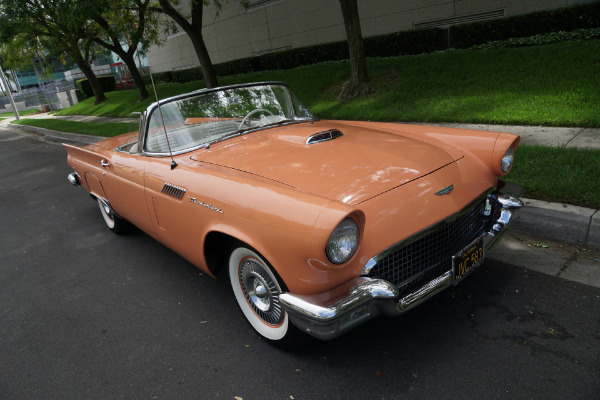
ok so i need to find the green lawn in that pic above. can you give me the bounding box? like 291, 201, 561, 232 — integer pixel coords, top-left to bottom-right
0, 109, 40, 117
504, 145, 600, 209
54, 40, 600, 127
12, 119, 133, 137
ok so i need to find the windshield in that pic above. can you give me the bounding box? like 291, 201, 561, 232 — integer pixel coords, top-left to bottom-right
144, 83, 317, 154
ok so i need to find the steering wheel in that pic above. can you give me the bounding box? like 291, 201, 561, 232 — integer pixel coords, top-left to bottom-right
238, 108, 274, 130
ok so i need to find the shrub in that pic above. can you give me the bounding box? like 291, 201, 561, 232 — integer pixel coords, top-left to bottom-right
450, 1, 600, 48
141, 71, 173, 85
172, 67, 203, 83
76, 75, 116, 98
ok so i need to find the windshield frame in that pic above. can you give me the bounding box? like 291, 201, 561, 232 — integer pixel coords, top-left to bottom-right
140, 81, 319, 157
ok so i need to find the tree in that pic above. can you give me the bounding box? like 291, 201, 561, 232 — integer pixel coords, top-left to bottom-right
153, 0, 219, 88
0, 0, 108, 104
87, 0, 158, 102
338, 0, 371, 100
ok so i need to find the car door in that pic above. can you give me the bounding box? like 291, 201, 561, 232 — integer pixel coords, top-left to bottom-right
98, 150, 157, 239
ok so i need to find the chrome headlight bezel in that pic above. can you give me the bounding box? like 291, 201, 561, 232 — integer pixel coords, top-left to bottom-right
501, 147, 515, 173
326, 218, 360, 265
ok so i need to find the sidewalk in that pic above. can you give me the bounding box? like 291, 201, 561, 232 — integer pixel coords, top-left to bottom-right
1, 113, 599, 287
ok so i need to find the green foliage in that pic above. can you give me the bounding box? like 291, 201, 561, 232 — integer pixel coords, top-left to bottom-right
450, 1, 600, 48
151, 27, 441, 85
504, 145, 600, 209
54, 40, 600, 129
364, 28, 440, 57
76, 76, 117, 98
142, 71, 173, 85
172, 67, 203, 84
472, 28, 600, 49
0, 109, 39, 117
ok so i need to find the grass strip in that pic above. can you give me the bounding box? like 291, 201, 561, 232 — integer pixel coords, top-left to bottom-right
53, 40, 600, 127
12, 118, 133, 137
505, 145, 600, 209
0, 109, 41, 117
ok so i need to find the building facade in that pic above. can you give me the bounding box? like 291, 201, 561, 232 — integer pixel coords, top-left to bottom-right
147, 0, 595, 72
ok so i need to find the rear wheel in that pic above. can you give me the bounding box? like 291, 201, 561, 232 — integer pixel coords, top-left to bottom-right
97, 198, 128, 234
228, 246, 306, 349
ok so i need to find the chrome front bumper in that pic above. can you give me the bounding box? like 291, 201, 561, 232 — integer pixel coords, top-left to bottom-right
280, 182, 523, 340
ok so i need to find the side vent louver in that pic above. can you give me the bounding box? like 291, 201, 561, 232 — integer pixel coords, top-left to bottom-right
161, 183, 186, 199
306, 129, 343, 145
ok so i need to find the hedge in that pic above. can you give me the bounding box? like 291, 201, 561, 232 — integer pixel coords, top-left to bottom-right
141, 27, 441, 84
139, 1, 599, 84
450, 1, 600, 48
76, 75, 116, 98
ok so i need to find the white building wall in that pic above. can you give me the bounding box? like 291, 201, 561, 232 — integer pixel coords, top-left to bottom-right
147, 0, 596, 72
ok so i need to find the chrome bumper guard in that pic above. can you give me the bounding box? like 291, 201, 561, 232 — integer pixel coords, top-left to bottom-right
280, 182, 523, 340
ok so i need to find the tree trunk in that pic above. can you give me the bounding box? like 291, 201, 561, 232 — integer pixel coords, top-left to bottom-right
158, 0, 218, 88
338, 0, 371, 100
122, 51, 149, 102
189, 29, 218, 88
75, 56, 107, 105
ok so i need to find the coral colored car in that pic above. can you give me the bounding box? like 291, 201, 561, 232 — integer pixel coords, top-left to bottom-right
64, 82, 523, 348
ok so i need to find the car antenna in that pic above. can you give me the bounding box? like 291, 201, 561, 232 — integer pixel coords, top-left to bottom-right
148, 69, 177, 170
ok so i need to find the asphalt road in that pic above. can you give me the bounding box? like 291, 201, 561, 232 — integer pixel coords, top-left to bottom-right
1, 127, 599, 400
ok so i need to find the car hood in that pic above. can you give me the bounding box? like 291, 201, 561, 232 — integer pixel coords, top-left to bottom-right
190, 121, 463, 205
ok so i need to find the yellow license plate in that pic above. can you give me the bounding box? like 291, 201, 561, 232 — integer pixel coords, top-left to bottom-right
452, 237, 485, 285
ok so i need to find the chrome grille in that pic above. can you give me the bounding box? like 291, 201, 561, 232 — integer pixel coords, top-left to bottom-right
367, 198, 488, 296
161, 183, 186, 199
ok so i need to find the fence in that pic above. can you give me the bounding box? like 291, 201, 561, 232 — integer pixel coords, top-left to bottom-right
0, 79, 79, 113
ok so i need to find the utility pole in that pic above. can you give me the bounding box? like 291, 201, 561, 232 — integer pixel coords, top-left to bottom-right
0, 63, 20, 121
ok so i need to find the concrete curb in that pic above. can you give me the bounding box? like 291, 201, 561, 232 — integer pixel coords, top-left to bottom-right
10, 123, 104, 145
4, 121, 599, 250
514, 198, 599, 248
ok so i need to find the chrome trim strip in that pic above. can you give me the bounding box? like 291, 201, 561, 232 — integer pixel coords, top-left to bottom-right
396, 271, 452, 311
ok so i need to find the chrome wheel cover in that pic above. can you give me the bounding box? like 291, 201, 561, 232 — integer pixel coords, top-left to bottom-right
239, 257, 284, 325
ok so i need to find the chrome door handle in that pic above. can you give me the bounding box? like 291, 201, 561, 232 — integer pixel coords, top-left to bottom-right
101, 160, 110, 167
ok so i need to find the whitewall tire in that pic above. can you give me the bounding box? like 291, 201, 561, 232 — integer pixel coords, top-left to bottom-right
228, 246, 306, 348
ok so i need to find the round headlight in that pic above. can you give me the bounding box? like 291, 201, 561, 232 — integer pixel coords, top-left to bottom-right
501, 147, 514, 173
326, 218, 359, 264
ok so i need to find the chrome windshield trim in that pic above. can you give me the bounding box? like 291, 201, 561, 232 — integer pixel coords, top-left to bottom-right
140, 82, 319, 156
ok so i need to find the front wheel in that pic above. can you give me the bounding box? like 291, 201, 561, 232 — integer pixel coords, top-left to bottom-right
228, 246, 306, 349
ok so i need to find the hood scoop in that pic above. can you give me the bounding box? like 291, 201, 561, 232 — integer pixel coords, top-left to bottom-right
306, 129, 343, 145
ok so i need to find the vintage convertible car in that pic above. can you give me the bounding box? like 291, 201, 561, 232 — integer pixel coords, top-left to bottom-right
65, 82, 523, 348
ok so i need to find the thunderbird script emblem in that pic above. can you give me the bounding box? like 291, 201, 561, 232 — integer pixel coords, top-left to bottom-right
435, 185, 454, 196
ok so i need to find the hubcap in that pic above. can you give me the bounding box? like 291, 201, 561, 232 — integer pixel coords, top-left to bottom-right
239, 258, 284, 325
